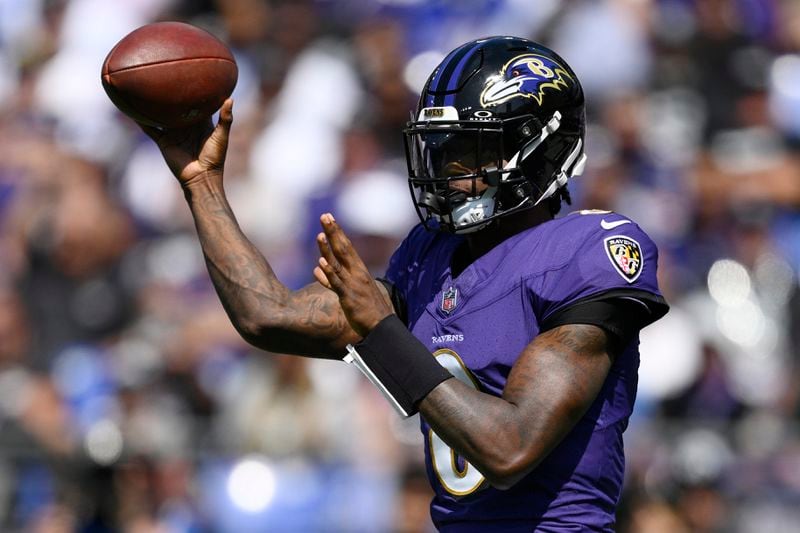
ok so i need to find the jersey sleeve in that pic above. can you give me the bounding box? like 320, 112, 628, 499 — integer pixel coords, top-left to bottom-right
528, 215, 668, 334
381, 224, 425, 295
379, 224, 437, 327
379, 234, 413, 326
539, 297, 657, 351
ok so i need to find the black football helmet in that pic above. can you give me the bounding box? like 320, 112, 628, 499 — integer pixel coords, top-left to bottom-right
403, 36, 587, 234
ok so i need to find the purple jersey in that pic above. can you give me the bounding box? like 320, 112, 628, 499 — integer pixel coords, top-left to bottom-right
383, 211, 667, 532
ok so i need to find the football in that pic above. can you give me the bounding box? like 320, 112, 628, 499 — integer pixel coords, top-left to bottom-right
101, 22, 238, 128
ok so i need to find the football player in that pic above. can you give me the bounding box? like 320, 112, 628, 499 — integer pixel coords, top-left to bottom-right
140, 36, 668, 531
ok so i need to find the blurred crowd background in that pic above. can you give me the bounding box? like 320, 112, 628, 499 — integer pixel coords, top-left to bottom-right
0, 0, 799, 531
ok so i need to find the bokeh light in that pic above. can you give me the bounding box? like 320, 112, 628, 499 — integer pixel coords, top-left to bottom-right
226, 456, 277, 514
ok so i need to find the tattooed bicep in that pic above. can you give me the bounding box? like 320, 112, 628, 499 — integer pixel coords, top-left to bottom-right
533, 324, 610, 358
502, 324, 613, 414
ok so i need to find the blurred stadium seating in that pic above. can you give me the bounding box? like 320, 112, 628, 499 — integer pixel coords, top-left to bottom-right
1, 0, 799, 531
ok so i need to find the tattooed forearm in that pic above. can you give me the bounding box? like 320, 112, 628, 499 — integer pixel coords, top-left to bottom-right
418, 324, 613, 489
182, 177, 361, 358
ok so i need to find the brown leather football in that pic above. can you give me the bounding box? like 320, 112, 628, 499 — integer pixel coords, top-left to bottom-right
101, 22, 238, 128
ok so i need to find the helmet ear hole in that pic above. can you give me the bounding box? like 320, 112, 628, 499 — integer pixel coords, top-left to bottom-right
516, 118, 540, 140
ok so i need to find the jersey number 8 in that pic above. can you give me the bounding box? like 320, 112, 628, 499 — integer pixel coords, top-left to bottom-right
428, 349, 486, 496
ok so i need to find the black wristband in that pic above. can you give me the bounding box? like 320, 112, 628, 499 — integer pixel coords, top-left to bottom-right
344, 315, 453, 417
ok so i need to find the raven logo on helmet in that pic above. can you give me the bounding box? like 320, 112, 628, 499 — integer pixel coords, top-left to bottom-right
480, 53, 574, 107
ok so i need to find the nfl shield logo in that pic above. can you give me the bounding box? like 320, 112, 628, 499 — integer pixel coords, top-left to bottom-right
604, 235, 643, 283
441, 287, 458, 314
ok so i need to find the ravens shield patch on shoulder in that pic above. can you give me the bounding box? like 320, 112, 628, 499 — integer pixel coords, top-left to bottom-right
604, 236, 643, 283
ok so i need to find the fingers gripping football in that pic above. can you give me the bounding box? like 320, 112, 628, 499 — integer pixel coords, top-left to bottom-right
313, 213, 393, 337
136, 98, 234, 186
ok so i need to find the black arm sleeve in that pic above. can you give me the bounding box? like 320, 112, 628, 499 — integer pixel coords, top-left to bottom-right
540, 289, 669, 352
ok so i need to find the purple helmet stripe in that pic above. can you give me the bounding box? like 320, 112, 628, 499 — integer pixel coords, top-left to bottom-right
442, 43, 482, 106
423, 41, 482, 107
428, 45, 467, 93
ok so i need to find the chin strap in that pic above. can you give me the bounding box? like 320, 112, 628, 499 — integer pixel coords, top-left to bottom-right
449, 186, 497, 233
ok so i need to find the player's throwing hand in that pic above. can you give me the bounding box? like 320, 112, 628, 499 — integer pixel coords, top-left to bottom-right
314, 213, 393, 337
136, 99, 234, 187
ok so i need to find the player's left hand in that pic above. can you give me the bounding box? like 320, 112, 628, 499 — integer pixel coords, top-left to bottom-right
313, 213, 393, 338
